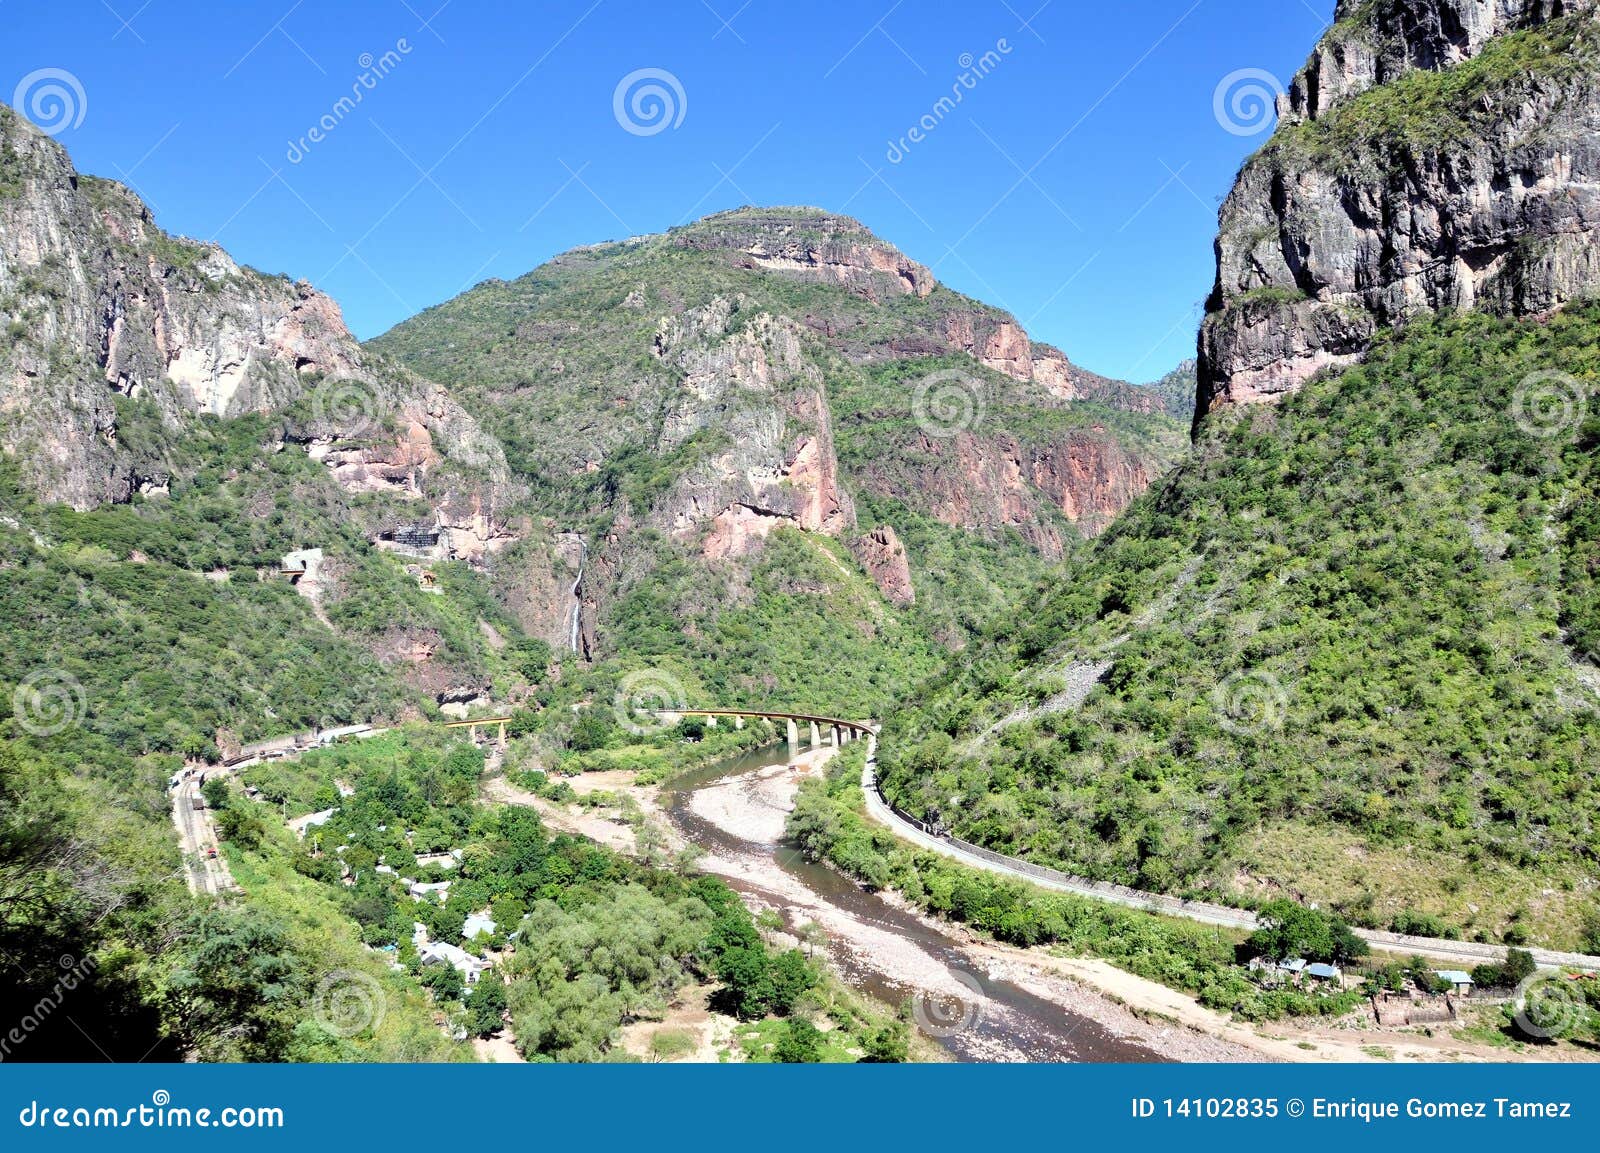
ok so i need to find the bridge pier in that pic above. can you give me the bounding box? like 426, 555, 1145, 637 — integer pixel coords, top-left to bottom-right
733, 715, 744, 730
468, 723, 479, 744
786, 718, 799, 757
831, 724, 841, 747
809, 721, 820, 747
498, 721, 507, 748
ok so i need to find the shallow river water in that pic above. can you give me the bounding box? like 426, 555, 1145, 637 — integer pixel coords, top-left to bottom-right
664, 742, 1169, 1063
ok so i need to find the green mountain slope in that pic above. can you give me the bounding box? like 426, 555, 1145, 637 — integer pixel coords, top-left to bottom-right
878, 308, 1600, 949
371, 208, 1188, 710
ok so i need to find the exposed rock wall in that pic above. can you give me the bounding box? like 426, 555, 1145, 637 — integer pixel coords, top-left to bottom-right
1197, 0, 1600, 422
850, 525, 915, 605
674, 207, 936, 299
0, 103, 510, 519
652, 297, 856, 554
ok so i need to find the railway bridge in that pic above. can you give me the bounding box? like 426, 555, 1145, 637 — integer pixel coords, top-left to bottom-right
661, 708, 875, 757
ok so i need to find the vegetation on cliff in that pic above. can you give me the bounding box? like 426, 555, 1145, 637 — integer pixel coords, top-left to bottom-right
879, 308, 1600, 949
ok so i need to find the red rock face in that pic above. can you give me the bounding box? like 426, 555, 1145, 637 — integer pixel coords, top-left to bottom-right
875, 428, 1155, 558
940, 311, 1165, 415
1029, 433, 1153, 538
701, 504, 789, 560
851, 525, 915, 606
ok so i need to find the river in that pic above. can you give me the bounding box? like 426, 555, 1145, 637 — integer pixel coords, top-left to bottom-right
663, 741, 1172, 1063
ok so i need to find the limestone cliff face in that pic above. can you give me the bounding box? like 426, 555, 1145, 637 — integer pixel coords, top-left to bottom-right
652, 297, 855, 559
1197, 0, 1600, 422
0, 103, 511, 529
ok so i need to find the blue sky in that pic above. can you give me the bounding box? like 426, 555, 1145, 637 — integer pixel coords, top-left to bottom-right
4, 0, 1332, 381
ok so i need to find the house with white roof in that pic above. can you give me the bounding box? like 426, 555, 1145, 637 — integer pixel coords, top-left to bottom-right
418, 940, 489, 984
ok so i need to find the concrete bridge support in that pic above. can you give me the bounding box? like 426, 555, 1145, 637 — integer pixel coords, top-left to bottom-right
787, 718, 800, 757
831, 724, 842, 748
734, 715, 744, 730
809, 721, 821, 748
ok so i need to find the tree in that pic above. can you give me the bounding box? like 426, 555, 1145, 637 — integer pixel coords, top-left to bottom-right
1248, 899, 1359, 964
860, 1019, 909, 1063
715, 947, 771, 1019
765, 949, 815, 1016
512, 639, 553, 684
773, 1017, 823, 1063
200, 777, 230, 810
676, 716, 707, 741
165, 909, 304, 1061
568, 711, 613, 752
465, 979, 508, 1037
420, 961, 464, 1002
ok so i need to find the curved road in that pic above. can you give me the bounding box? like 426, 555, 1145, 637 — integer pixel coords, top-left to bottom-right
858, 746, 1600, 972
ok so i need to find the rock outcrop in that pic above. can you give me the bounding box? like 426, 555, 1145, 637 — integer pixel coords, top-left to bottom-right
0, 102, 511, 522
1197, 0, 1600, 423
652, 297, 856, 552
850, 525, 915, 606
674, 207, 936, 299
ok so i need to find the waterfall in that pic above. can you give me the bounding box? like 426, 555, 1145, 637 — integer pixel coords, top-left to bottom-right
566, 540, 587, 654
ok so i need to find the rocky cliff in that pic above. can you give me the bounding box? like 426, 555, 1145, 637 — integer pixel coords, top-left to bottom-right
0, 103, 511, 533
1197, 0, 1600, 422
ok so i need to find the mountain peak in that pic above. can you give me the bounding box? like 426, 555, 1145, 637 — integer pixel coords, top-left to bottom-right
1197, 0, 1600, 424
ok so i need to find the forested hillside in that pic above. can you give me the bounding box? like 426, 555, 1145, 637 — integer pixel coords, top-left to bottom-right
879, 308, 1600, 949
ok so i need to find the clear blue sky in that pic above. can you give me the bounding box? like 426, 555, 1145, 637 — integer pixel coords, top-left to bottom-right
4, 0, 1332, 382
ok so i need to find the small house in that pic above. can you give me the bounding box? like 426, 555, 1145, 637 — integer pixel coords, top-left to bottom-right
409, 880, 451, 902
463, 912, 497, 942
1436, 970, 1474, 995
418, 940, 489, 984
1305, 963, 1342, 983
